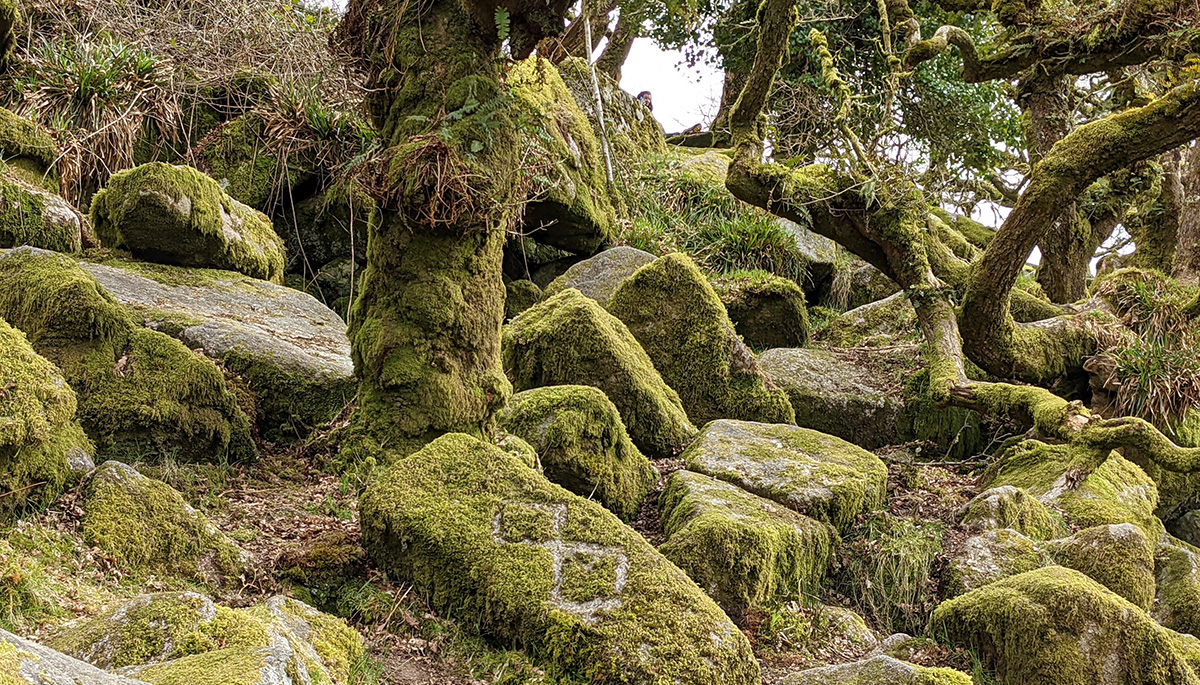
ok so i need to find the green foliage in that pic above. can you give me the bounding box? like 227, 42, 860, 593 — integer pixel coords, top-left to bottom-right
836, 512, 944, 634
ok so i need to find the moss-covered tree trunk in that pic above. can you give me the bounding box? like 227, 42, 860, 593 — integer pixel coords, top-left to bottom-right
1173, 144, 1200, 284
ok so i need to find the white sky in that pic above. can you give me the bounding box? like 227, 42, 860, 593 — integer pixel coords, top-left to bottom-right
618, 39, 721, 133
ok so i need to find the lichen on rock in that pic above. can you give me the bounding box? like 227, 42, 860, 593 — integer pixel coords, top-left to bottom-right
782, 654, 972, 684
542, 246, 656, 307
90, 162, 285, 283
607, 253, 795, 426
503, 288, 696, 458
498, 385, 657, 521
959, 485, 1066, 539
0, 171, 87, 253
359, 432, 761, 683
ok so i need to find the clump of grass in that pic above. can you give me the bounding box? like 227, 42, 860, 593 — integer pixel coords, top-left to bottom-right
834, 512, 944, 634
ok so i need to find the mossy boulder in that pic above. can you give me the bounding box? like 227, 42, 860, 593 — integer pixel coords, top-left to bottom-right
782, 655, 972, 684
503, 288, 696, 458
1045, 523, 1156, 611
82, 461, 247, 584
557, 57, 666, 162
509, 58, 616, 255
51, 592, 363, 685
0, 317, 95, 519
196, 113, 316, 211
1153, 536, 1200, 637
503, 235, 575, 281
682, 419, 888, 532
712, 270, 811, 350
0, 247, 256, 462
981, 440, 1164, 540
658, 469, 834, 615
607, 253, 795, 426
932, 566, 1199, 685
498, 385, 657, 521
542, 246, 656, 307
0, 171, 88, 253
959, 485, 1065, 539
278, 530, 367, 612
504, 278, 542, 320
273, 182, 372, 277
359, 433, 760, 683
846, 261, 901, 310
945, 528, 1049, 598
817, 292, 920, 348
0, 107, 58, 189
1, 628, 144, 685
1170, 509, 1200, 549
91, 163, 285, 283
80, 258, 354, 441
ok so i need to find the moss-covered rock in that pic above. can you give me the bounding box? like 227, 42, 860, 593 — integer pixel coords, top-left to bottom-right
658, 470, 834, 615
846, 261, 901, 310
1045, 523, 1156, 611
0, 317, 94, 519
945, 528, 1049, 598
273, 182, 372, 278
498, 386, 657, 521
959, 485, 1065, 539
80, 258, 354, 442
51, 592, 363, 685
682, 419, 888, 532
932, 566, 1198, 685
503, 288, 696, 458
1, 627, 144, 684
782, 655, 972, 684
359, 433, 760, 683
557, 58, 666, 162
542, 246, 656, 307
91, 163, 285, 283
712, 270, 810, 350
504, 278, 542, 320
0, 171, 88, 253
502, 235, 575, 281
818, 292, 920, 348
278, 530, 367, 613
981, 441, 1164, 540
82, 461, 247, 583
607, 253, 795, 426
509, 58, 616, 255
0, 107, 58, 189
1153, 536, 1200, 638
0, 247, 256, 462
196, 113, 316, 212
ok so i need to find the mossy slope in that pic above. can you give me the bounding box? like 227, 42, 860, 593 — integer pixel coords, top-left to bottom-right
359, 433, 760, 683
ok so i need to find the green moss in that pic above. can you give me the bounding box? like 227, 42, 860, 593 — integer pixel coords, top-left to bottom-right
90, 162, 285, 283
1046, 523, 1155, 610
902, 367, 984, 460
80, 461, 246, 582
0, 173, 82, 252
931, 566, 1198, 684
0, 107, 57, 189
945, 529, 1048, 598
0, 640, 24, 685
499, 385, 657, 521
711, 269, 810, 350
219, 348, 354, 443
504, 278, 542, 320
502, 288, 696, 458
0, 247, 132, 346
358, 433, 760, 683
135, 645, 269, 685
959, 485, 1066, 540
607, 253, 794, 426
818, 292, 921, 348
682, 419, 888, 532
658, 470, 833, 615
1153, 536, 1200, 637
197, 113, 314, 211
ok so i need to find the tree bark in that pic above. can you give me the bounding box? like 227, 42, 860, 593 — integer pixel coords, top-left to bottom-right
595, 13, 635, 80
1174, 143, 1200, 284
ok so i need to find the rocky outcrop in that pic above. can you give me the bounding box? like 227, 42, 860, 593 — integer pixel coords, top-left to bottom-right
91, 162, 285, 283
503, 288, 696, 458
0, 628, 146, 684
359, 433, 761, 683
681, 419, 887, 532
543, 246, 656, 307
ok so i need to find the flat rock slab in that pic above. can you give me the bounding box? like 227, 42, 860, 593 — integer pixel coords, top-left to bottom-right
1, 628, 149, 684
682, 419, 887, 531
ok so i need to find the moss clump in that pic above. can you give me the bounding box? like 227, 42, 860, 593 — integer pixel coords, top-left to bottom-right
0, 172, 85, 253
0, 247, 256, 462
818, 292, 921, 348
81, 461, 246, 583
682, 419, 888, 532
0, 107, 57, 189
504, 278, 542, 320
959, 485, 1066, 539
358, 433, 761, 683
503, 288, 696, 458
1046, 523, 1156, 611
607, 253, 795, 426
0, 317, 94, 519
90, 162, 285, 283
197, 113, 314, 211
1153, 536, 1200, 637
658, 470, 834, 615
712, 270, 810, 350
931, 566, 1198, 685
499, 386, 657, 521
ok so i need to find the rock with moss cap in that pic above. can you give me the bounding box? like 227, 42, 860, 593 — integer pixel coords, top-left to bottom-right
359, 432, 761, 684
932, 566, 1198, 684
542, 246, 656, 307
509, 57, 616, 255
959, 485, 1065, 539
607, 253, 795, 426
945, 528, 1049, 598
557, 57, 666, 162
0, 247, 255, 462
90, 162, 285, 283
0, 317, 95, 519
78, 257, 354, 441
51, 592, 363, 685
195, 113, 316, 212
682, 419, 887, 532
1153, 536, 1200, 637
82, 461, 247, 584
658, 469, 834, 615
818, 292, 920, 348
711, 270, 810, 350
499, 385, 657, 521
1, 628, 147, 684
846, 261, 901, 310
1045, 523, 1156, 610
981, 440, 1164, 540
504, 278, 542, 320
0, 171, 89, 253
0, 107, 58, 190
782, 655, 972, 684
503, 288, 696, 458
